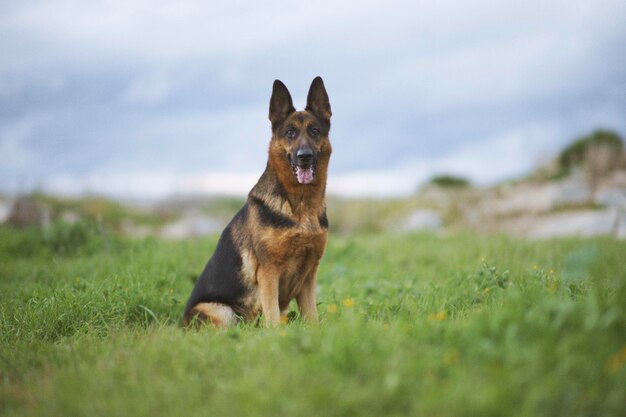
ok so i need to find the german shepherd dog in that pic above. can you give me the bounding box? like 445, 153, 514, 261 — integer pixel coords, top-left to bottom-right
183, 77, 332, 328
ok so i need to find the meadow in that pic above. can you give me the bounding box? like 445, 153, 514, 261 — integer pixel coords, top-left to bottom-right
0, 221, 625, 416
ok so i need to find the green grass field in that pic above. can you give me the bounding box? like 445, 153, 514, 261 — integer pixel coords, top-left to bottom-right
1, 222, 625, 416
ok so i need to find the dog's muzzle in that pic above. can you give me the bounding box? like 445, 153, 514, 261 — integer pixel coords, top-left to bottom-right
289, 147, 316, 185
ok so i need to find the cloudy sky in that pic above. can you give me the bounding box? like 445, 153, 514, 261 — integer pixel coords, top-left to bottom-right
1, 0, 625, 198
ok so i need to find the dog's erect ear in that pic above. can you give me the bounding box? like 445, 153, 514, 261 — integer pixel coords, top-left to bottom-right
269, 80, 295, 127
306, 76, 331, 122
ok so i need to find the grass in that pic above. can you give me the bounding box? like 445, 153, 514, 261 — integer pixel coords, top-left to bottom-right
1, 222, 625, 417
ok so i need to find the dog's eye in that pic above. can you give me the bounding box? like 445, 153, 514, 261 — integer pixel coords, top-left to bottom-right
309, 127, 320, 138
285, 129, 296, 139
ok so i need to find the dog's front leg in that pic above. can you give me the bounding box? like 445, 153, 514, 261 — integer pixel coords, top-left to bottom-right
258, 267, 281, 327
296, 266, 319, 325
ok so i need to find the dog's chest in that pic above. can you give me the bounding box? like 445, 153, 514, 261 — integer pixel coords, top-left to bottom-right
277, 231, 325, 306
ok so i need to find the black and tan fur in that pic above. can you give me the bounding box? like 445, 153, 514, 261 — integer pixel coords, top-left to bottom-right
183, 77, 332, 328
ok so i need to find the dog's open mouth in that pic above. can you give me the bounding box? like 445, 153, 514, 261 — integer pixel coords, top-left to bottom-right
295, 165, 315, 184
288, 155, 316, 185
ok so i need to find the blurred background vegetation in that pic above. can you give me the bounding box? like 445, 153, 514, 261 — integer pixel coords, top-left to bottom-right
1, 128, 624, 240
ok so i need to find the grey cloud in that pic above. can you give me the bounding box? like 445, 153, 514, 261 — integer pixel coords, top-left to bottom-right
1, 0, 625, 196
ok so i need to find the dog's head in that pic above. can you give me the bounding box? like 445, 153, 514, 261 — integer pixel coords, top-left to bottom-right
268, 77, 332, 185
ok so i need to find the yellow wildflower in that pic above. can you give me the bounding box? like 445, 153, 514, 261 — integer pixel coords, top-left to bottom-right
342, 298, 354, 308
428, 311, 447, 321
327, 303, 338, 314
606, 346, 626, 373
443, 350, 459, 365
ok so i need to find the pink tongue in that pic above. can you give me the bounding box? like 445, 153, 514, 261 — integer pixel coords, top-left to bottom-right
296, 166, 314, 184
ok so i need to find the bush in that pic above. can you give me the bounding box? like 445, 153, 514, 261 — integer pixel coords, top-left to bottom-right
0, 220, 109, 259
558, 130, 624, 176
428, 175, 471, 188
43, 220, 105, 255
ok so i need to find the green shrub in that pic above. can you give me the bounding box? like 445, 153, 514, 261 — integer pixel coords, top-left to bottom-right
0, 227, 46, 258
43, 220, 105, 255
428, 175, 471, 188
0, 220, 109, 258
558, 129, 624, 175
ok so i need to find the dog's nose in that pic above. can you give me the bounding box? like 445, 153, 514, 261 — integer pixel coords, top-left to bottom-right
297, 148, 314, 164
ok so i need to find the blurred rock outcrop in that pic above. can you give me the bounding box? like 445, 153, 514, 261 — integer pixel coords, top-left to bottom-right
5, 197, 51, 228
159, 210, 223, 240
412, 167, 626, 239
402, 209, 443, 232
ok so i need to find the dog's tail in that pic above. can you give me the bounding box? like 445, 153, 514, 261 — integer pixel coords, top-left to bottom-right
183, 302, 238, 329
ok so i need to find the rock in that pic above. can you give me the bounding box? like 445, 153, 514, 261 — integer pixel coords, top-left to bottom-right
595, 171, 626, 207
0, 199, 10, 224
596, 188, 626, 207
527, 209, 618, 239
402, 209, 443, 232
552, 175, 593, 207
61, 211, 81, 224
6, 197, 51, 228
160, 211, 222, 240
120, 219, 153, 239
486, 183, 557, 215
485, 175, 593, 217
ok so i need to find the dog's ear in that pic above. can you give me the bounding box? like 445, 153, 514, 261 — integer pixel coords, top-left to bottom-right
269, 80, 295, 127
306, 76, 331, 122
